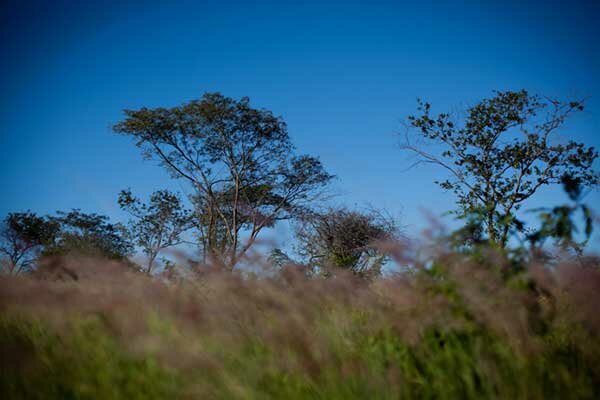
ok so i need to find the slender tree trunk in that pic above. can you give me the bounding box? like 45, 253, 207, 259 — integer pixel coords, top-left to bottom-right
145, 253, 157, 275
487, 211, 496, 244
500, 215, 512, 249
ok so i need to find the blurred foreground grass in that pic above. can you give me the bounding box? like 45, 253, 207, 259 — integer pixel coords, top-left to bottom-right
1, 250, 599, 399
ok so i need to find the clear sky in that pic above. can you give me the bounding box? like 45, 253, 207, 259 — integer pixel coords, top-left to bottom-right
2, 0, 599, 249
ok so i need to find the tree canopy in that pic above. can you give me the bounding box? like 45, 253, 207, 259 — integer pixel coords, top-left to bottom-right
114, 92, 333, 267
43, 210, 133, 260
402, 90, 598, 249
119, 189, 194, 274
0, 212, 58, 274
1, 210, 132, 274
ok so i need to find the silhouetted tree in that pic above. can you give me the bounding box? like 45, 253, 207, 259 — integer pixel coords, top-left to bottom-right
268, 248, 294, 269
0, 212, 58, 274
402, 90, 598, 249
114, 92, 333, 268
119, 189, 194, 274
295, 207, 398, 278
44, 210, 132, 260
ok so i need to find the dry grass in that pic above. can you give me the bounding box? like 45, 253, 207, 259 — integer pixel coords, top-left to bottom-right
1, 246, 599, 399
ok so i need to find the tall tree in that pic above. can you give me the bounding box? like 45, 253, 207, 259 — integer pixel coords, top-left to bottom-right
114, 92, 333, 267
118, 189, 194, 274
401, 90, 598, 248
0, 212, 58, 275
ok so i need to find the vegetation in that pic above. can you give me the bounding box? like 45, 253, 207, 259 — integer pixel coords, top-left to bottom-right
1, 210, 131, 274
0, 212, 55, 274
292, 207, 399, 278
402, 90, 598, 249
1, 90, 599, 398
42, 210, 133, 261
113, 93, 333, 267
118, 189, 194, 274
1, 250, 599, 399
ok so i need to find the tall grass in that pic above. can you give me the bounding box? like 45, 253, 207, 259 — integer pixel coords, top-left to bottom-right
1, 247, 599, 399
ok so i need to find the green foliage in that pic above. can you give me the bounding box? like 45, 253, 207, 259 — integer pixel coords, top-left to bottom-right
1, 210, 133, 274
268, 248, 293, 268
0, 317, 179, 400
0, 212, 59, 274
119, 189, 193, 273
528, 174, 595, 253
114, 92, 333, 266
43, 210, 132, 260
403, 90, 598, 249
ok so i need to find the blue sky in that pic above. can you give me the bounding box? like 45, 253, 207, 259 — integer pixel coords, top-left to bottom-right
1, 0, 599, 249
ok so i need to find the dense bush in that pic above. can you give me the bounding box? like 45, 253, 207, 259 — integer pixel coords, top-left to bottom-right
1, 248, 599, 399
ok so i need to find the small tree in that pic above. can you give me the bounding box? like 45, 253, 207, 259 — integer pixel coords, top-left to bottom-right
114, 92, 333, 268
1, 210, 132, 272
44, 210, 132, 260
0, 212, 58, 274
295, 207, 398, 278
118, 189, 194, 274
402, 90, 598, 249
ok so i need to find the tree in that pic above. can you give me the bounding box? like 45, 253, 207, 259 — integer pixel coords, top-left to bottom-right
268, 248, 294, 268
402, 90, 598, 249
0, 212, 58, 275
295, 207, 398, 278
114, 92, 333, 268
44, 210, 132, 260
118, 189, 194, 274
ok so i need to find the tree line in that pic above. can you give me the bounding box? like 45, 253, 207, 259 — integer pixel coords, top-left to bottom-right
2, 90, 598, 276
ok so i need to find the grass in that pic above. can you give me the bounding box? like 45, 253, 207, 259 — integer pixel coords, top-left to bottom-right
1, 249, 599, 399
